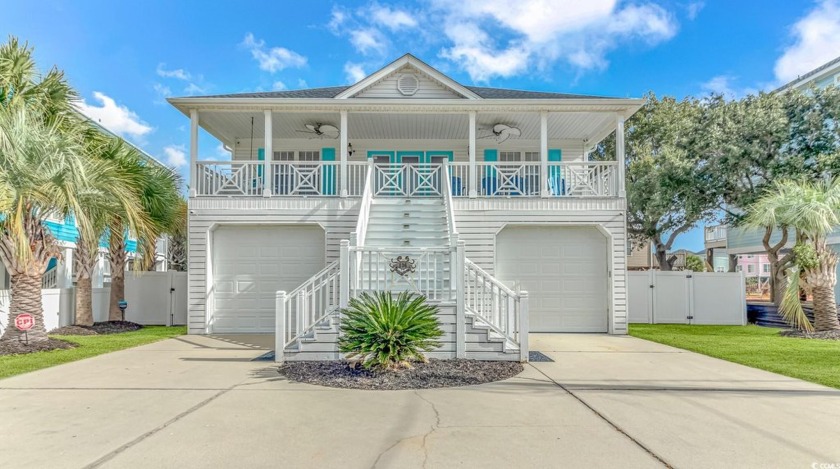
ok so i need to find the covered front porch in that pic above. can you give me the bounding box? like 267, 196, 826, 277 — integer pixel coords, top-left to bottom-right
187, 107, 627, 199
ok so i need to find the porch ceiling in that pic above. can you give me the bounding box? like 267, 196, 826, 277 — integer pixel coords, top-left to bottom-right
197, 110, 618, 147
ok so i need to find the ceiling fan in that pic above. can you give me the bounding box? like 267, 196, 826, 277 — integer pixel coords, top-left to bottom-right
296, 123, 339, 139
479, 123, 521, 143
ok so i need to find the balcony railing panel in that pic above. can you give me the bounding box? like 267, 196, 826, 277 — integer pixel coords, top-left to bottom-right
448, 161, 619, 198
196, 161, 263, 196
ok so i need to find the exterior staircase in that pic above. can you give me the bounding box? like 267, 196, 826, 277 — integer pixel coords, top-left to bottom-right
278, 166, 527, 362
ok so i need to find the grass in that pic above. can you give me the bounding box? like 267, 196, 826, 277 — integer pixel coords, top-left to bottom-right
0, 326, 186, 380
629, 324, 840, 389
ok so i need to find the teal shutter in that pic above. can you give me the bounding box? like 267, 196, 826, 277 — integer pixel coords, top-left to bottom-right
257, 148, 265, 177
322, 147, 336, 195
483, 149, 498, 194
548, 149, 563, 195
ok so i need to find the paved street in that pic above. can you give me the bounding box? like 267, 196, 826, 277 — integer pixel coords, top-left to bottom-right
1, 334, 838, 468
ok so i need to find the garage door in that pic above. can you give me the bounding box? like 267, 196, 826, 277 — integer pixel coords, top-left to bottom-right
212, 225, 325, 333
496, 226, 608, 332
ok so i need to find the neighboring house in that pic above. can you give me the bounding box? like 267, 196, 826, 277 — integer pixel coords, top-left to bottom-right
774, 55, 840, 93
627, 240, 655, 270
0, 116, 172, 291
168, 53, 641, 361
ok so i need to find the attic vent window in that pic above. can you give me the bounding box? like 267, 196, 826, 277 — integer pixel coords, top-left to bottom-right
397, 74, 419, 96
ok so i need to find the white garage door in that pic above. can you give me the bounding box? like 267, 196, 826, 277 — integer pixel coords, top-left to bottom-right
212, 225, 325, 333
496, 226, 608, 332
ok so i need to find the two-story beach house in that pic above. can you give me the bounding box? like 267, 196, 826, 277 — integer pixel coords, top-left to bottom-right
169, 54, 642, 362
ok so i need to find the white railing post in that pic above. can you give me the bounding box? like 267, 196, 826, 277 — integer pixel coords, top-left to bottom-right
263, 110, 273, 197
616, 114, 626, 198
519, 291, 529, 362
540, 111, 549, 197
339, 240, 350, 308
456, 240, 466, 358
189, 109, 199, 197
275, 290, 286, 363
468, 111, 477, 198
340, 110, 348, 197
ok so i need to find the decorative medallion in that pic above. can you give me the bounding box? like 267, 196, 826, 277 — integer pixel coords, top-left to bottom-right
389, 256, 416, 276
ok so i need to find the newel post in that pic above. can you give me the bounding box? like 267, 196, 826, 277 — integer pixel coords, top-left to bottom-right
519, 291, 529, 363
455, 240, 466, 358
339, 240, 350, 308
189, 109, 199, 197
275, 291, 287, 363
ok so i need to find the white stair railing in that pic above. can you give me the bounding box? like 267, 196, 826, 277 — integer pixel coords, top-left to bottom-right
352, 160, 375, 247
275, 261, 341, 360
42, 267, 58, 289
464, 259, 529, 361
348, 246, 454, 302
373, 163, 443, 197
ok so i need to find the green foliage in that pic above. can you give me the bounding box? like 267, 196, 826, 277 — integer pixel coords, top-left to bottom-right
684, 254, 705, 272
792, 243, 819, 270
338, 292, 443, 370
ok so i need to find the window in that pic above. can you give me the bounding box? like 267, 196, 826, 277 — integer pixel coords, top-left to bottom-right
747, 264, 755, 273
274, 151, 295, 161
298, 150, 320, 162
499, 151, 520, 162
746, 255, 754, 259
763, 264, 770, 273
736, 265, 743, 272
523, 151, 540, 162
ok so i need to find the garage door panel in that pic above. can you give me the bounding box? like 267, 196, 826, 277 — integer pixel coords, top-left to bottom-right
211, 225, 325, 333
496, 226, 608, 333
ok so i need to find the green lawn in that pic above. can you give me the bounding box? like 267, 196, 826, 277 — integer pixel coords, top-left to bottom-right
0, 326, 186, 380
630, 324, 840, 389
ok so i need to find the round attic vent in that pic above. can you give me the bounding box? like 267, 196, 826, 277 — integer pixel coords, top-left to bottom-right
397, 73, 419, 96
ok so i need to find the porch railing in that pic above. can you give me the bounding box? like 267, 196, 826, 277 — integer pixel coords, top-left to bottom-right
276, 261, 341, 350
705, 225, 728, 242
348, 245, 454, 302
372, 163, 443, 197
447, 161, 619, 197
464, 259, 528, 361
195, 161, 263, 196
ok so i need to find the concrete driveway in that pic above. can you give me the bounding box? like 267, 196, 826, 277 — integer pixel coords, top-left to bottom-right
1, 334, 839, 469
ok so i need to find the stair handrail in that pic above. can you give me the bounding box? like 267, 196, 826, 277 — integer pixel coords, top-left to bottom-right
442, 160, 459, 243
463, 258, 529, 361
275, 261, 341, 358
353, 159, 375, 247
42, 266, 58, 289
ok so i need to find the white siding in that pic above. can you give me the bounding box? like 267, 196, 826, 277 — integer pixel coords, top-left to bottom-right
354, 66, 465, 99
452, 200, 628, 334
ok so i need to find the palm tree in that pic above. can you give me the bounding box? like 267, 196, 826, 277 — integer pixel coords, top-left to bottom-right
72, 132, 151, 325
746, 180, 840, 332
0, 37, 92, 343
106, 151, 182, 321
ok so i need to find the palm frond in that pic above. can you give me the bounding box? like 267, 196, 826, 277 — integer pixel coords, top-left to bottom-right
778, 266, 814, 332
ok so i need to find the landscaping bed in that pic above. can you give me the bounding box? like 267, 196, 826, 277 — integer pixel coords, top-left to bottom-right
279, 359, 523, 390
50, 320, 143, 336
0, 338, 75, 356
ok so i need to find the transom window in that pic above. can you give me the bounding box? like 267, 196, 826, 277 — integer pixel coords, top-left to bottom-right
498, 151, 540, 162
298, 151, 320, 161
273, 150, 320, 161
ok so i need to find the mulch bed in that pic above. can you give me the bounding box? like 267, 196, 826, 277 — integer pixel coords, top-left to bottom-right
0, 338, 75, 356
780, 329, 840, 340
50, 321, 143, 336
279, 359, 524, 390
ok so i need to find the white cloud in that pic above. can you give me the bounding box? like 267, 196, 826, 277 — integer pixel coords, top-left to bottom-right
153, 83, 171, 104
774, 0, 840, 83
369, 5, 417, 31
273, 80, 287, 91
328, 6, 348, 33
701, 75, 738, 97
241, 33, 307, 73
183, 83, 206, 95
349, 28, 388, 55
297, 78, 308, 88
163, 145, 187, 168
687, 1, 705, 20
433, 0, 677, 81
156, 63, 191, 81
344, 62, 367, 83
76, 92, 152, 139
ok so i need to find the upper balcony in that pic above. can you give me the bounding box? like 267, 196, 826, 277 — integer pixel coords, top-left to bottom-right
704, 224, 728, 248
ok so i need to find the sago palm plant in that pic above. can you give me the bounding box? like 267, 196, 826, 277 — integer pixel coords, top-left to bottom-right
746, 179, 840, 332
338, 291, 443, 370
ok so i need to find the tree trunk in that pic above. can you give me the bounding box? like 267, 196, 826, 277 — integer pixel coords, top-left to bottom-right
803, 248, 840, 332
0, 272, 48, 343
108, 229, 127, 321
769, 262, 786, 306
75, 277, 94, 326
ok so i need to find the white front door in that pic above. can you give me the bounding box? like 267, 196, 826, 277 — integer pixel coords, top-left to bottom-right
211, 225, 325, 333
495, 226, 609, 332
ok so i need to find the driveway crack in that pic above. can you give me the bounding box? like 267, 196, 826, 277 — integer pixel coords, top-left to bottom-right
369, 391, 440, 469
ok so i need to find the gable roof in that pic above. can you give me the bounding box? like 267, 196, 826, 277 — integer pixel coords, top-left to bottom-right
775, 55, 840, 92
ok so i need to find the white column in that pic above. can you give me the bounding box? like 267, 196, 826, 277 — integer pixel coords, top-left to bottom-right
540, 111, 549, 197
263, 109, 272, 197
340, 110, 348, 197
58, 247, 73, 288
275, 291, 286, 363
468, 111, 477, 198
189, 109, 199, 197
616, 114, 626, 197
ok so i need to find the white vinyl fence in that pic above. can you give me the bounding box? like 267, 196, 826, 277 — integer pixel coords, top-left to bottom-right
628, 271, 746, 325
0, 271, 187, 335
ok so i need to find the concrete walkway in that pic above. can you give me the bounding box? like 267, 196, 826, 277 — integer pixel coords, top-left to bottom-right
0, 334, 838, 469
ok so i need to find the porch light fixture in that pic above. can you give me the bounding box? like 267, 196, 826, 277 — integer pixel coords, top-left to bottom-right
348, 142, 354, 157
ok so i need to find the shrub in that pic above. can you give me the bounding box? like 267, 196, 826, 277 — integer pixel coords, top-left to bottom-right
685, 254, 706, 272
338, 291, 443, 370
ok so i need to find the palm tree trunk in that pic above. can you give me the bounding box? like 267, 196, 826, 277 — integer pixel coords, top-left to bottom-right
803, 248, 840, 332
73, 240, 96, 326
108, 229, 126, 321
1, 272, 47, 342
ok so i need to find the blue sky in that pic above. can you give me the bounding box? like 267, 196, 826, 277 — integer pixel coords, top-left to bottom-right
2, 0, 839, 251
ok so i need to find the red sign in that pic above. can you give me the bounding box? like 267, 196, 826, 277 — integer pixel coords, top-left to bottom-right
15, 313, 34, 331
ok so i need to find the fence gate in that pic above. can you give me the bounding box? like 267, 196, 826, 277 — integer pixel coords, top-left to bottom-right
628, 271, 746, 325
